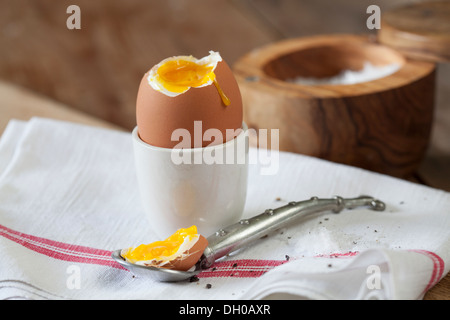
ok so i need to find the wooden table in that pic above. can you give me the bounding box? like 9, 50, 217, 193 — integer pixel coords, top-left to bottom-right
0, 80, 449, 300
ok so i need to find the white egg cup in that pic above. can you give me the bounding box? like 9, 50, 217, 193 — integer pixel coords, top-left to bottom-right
132, 122, 249, 238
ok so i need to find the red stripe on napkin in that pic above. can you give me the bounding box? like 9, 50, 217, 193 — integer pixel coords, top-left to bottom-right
315, 251, 360, 258
1, 224, 445, 288
198, 259, 288, 278
410, 249, 445, 294
197, 252, 362, 278
0, 224, 288, 276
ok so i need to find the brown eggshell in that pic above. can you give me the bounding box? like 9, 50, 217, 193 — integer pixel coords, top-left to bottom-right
163, 235, 209, 271
136, 60, 243, 148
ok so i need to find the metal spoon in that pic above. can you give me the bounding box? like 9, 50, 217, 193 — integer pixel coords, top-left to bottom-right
111, 195, 385, 282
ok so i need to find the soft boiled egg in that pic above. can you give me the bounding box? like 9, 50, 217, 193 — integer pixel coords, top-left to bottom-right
121, 226, 208, 271
136, 51, 243, 148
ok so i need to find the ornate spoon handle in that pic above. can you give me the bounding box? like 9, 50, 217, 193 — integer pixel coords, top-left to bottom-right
200, 195, 385, 268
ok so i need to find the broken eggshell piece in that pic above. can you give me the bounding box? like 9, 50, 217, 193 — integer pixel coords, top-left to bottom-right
120, 226, 209, 272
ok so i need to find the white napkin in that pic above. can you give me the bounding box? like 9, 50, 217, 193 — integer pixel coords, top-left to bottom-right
0, 117, 449, 300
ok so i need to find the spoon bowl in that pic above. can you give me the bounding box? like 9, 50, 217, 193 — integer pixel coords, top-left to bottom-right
111, 249, 202, 282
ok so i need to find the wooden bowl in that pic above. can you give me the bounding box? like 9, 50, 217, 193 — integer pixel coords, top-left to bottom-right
233, 34, 436, 177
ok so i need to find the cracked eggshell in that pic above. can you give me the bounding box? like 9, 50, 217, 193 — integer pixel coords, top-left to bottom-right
165, 235, 209, 271
136, 61, 243, 148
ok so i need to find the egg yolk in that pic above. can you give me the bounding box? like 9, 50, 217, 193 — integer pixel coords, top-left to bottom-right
122, 225, 199, 263
156, 59, 231, 106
